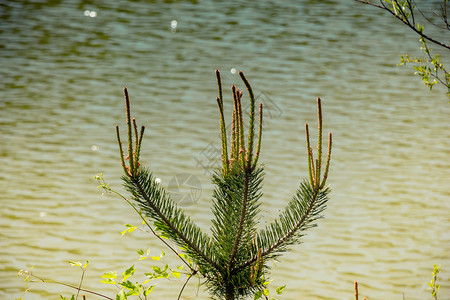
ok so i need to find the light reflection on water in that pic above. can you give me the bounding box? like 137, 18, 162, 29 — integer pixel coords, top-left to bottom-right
1, 1, 449, 299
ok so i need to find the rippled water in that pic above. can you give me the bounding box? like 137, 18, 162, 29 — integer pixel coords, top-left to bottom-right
1, 1, 449, 299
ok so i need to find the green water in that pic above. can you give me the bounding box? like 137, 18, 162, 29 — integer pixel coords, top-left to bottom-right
1, 1, 449, 299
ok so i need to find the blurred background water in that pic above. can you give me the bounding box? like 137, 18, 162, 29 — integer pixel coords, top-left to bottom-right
1, 0, 449, 299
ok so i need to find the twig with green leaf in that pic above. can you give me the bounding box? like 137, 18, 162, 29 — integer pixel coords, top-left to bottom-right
428, 264, 441, 300
355, 0, 450, 96
17, 261, 113, 300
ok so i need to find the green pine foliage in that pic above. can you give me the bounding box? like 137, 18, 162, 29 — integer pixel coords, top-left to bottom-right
116, 70, 333, 300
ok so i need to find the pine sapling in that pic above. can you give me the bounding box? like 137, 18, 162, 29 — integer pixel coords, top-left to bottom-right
116, 70, 333, 299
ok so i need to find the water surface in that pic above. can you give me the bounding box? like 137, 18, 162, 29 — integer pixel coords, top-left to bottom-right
1, 1, 449, 299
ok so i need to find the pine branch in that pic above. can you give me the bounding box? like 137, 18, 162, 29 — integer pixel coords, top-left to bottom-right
253, 102, 263, 168
209, 71, 268, 298
236, 98, 332, 272
123, 170, 221, 275
320, 132, 332, 189
117, 88, 221, 277
216, 70, 229, 173
124, 88, 135, 175
236, 183, 329, 271
239, 70, 256, 166
228, 170, 250, 271
227, 71, 259, 272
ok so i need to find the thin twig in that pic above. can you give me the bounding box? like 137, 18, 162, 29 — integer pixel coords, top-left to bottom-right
354, 0, 450, 49
20, 271, 114, 300
177, 271, 197, 300
97, 180, 197, 273
75, 267, 86, 300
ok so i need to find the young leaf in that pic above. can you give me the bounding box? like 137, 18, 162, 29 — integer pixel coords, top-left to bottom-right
116, 289, 127, 300
276, 285, 286, 294
254, 290, 262, 299
102, 271, 118, 279
69, 261, 82, 267
119, 280, 136, 290
101, 278, 116, 284
121, 224, 137, 236
122, 265, 135, 281
143, 285, 155, 296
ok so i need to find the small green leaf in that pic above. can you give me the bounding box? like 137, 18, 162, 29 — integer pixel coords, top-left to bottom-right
137, 249, 144, 256
276, 285, 286, 294
122, 265, 135, 281
69, 261, 82, 267
151, 256, 161, 261
143, 277, 153, 284
119, 280, 135, 289
144, 285, 155, 296
102, 271, 118, 279
263, 288, 270, 296
172, 271, 180, 279
101, 278, 116, 284
254, 290, 262, 299
116, 289, 127, 300
121, 224, 137, 236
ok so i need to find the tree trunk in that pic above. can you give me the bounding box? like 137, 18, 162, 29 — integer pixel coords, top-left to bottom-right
225, 285, 235, 300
